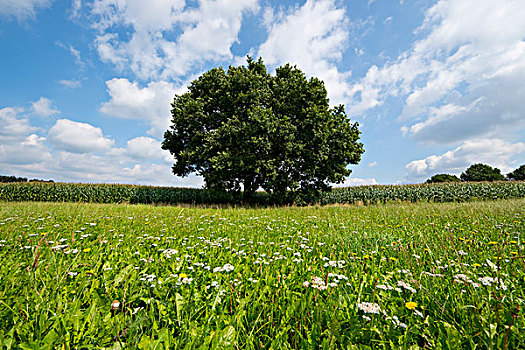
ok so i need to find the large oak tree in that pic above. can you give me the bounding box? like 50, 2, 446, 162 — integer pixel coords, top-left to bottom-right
162, 57, 364, 202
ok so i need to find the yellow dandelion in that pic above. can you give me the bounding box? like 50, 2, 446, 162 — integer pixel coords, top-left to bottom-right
509, 241, 518, 244
511, 252, 518, 255
473, 263, 482, 267
363, 254, 370, 259
389, 257, 397, 262
405, 301, 418, 310
179, 273, 188, 279
488, 241, 498, 245
83, 248, 91, 253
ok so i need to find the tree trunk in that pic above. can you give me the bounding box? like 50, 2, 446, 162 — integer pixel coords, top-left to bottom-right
243, 177, 254, 204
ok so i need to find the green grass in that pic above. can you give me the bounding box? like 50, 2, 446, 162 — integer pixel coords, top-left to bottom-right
0, 200, 524, 349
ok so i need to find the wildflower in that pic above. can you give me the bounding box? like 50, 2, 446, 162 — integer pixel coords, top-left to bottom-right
376, 284, 393, 291
423, 272, 443, 277
488, 241, 498, 245
310, 276, 327, 290
388, 315, 407, 328
405, 301, 418, 310
83, 248, 91, 253
163, 249, 178, 259
302, 281, 310, 288
213, 263, 235, 273
397, 280, 417, 293
389, 257, 397, 262
111, 300, 120, 310
478, 276, 494, 286
356, 302, 381, 314
179, 273, 188, 279
454, 274, 473, 284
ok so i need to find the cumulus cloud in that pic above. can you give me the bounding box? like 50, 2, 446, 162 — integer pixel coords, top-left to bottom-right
405, 139, 525, 181
0, 0, 53, 20
0, 133, 52, 165
0, 103, 199, 186
0, 107, 52, 171
348, 0, 525, 145
100, 78, 179, 138
87, 0, 258, 80
258, 0, 352, 106
31, 97, 60, 117
0, 107, 36, 141
48, 119, 114, 154
126, 136, 171, 162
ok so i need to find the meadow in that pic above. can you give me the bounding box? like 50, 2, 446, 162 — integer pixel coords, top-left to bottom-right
0, 199, 524, 349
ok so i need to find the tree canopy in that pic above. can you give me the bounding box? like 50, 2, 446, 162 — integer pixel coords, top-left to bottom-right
162, 57, 364, 201
460, 163, 505, 182
507, 165, 525, 181
425, 174, 461, 183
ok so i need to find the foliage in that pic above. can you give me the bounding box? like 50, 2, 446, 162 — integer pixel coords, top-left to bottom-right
425, 173, 461, 183
162, 57, 364, 202
0, 175, 53, 183
461, 163, 505, 182
0, 200, 524, 348
507, 165, 525, 181
0, 175, 28, 183
1, 181, 525, 206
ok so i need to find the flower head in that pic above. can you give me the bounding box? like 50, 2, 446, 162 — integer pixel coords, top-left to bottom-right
405, 301, 417, 310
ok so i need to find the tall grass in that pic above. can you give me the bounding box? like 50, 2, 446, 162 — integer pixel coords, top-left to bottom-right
0, 200, 524, 348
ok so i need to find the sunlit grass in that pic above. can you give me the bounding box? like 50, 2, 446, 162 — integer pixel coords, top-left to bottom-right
0, 199, 524, 348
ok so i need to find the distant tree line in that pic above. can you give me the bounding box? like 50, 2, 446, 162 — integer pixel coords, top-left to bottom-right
0, 175, 54, 183
426, 164, 525, 183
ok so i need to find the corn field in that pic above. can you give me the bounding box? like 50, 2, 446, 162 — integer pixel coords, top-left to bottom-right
0, 181, 524, 206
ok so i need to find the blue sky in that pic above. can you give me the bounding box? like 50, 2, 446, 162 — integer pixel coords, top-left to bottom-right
1, 0, 524, 187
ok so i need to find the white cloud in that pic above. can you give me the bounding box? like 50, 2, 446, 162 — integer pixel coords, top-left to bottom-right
334, 177, 378, 187
100, 78, 179, 138
0, 107, 36, 140
349, 0, 525, 145
0, 0, 53, 20
31, 97, 60, 117
405, 139, 525, 181
258, 0, 351, 106
48, 119, 114, 154
0, 103, 201, 186
88, 0, 258, 80
368, 161, 377, 167
126, 136, 171, 162
58, 79, 82, 89
0, 133, 52, 165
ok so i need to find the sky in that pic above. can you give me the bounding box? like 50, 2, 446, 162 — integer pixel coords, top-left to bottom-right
1, 0, 524, 187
